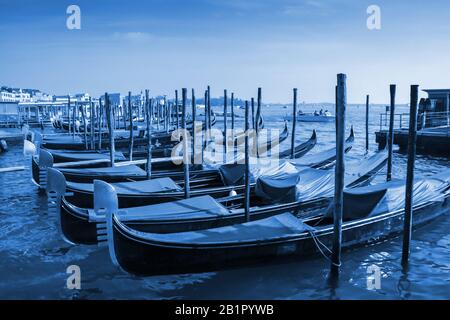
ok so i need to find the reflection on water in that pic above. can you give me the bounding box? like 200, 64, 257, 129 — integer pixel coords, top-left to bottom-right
0, 105, 449, 299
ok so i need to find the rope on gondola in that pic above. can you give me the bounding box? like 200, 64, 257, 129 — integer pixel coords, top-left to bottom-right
308, 230, 341, 267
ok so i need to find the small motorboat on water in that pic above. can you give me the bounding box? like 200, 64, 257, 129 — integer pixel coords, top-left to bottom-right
297, 110, 335, 123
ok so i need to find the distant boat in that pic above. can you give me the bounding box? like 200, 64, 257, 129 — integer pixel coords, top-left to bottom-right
297, 111, 334, 123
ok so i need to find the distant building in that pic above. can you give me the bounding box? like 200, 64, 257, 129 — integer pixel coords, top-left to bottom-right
0, 87, 50, 103
53, 95, 71, 103
420, 89, 450, 128
0, 101, 19, 124
103, 93, 121, 105
421, 89, 450, 113
74, 93, 90, 102
0, 91, 17, 102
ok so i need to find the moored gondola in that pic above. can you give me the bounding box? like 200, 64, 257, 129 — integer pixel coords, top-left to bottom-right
48, 149, 387, 244
32, 123, 293, 186
33, 126, 335, 188
104, 170, 450, 275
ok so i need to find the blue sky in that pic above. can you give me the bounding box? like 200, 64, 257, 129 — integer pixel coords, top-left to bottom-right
0, 0, 449, 103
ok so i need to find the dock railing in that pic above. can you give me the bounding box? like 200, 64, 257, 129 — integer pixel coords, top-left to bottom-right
379, 111, 450, 135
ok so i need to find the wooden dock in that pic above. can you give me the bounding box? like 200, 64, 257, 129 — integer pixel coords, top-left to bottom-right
375, 126, 450, 156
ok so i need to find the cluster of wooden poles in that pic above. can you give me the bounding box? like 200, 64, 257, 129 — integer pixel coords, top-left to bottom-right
332, 75, 419, 276
38, 77, 421, 276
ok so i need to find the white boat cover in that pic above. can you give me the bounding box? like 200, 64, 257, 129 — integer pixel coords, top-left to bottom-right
68, 177, 181, 194
333, 169, 450, 221
219, 160, 297, 186
127, 213, 314, 245
61, 164, 146, 178
108, 195, 230, 221
49, 149, 126, 161
256, 151, 388, 204
43, 135, 83, 144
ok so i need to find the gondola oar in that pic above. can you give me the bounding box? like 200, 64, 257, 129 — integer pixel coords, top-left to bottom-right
0, 166, 26, 173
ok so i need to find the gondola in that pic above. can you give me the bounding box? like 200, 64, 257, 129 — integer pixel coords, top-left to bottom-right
48, 149, 387, 244
54, 129, 318, 208
103, 169, 450, 275
293, 126, 354, 168
278, 130, 317, 159
33, 123, 291, 185
47, 115, 217, 150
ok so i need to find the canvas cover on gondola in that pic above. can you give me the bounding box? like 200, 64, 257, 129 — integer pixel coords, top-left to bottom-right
218, 158, 292, 186
61, 164, 146, 178
255, 162, 302, 203
68, 177, 181, 195
329, 170, 450, 221
128, 213, 314, 244
101, 195, 230, 221
49, 149, 126, 161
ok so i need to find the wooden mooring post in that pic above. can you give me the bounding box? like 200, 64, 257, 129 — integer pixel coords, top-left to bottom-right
192, 89, 197, 164
256, 88, 262, 157
207, 86, 211, 131
231, 92, 235, 131
223, 89, 228, 162
365, 94, 369, 152
251, 97, 256, 155
72, 101, 76, 138
291, 88, 298, 159
98, 98, 103, 150
175, 90, 179, 130
402, 85, 419, 267
81, 103, 88, 150
90, 98, 95, 150
105, 93, 115, 167
145, 90, 152, 179
204, 90, 209, 145
67, 95, 71, 135
331, 74, 346, 275
244, 100, 251, 222
251, 98, 255, 129
387, 85, 396, 181
182, 88, 190, 199
128, 91, 134, 161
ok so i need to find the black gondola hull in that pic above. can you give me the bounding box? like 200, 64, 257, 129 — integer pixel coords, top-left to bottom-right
112, 198, 450, 276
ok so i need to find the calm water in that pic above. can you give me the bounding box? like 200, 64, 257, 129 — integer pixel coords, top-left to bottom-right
0, 105, 449, 299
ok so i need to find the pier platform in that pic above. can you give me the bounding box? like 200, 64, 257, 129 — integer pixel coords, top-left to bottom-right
375, 126, 450, 156
0, 129, 24, 144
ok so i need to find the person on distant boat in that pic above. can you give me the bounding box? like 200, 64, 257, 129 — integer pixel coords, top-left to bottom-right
319, 109, 323, 115
314, 110, 319, 116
